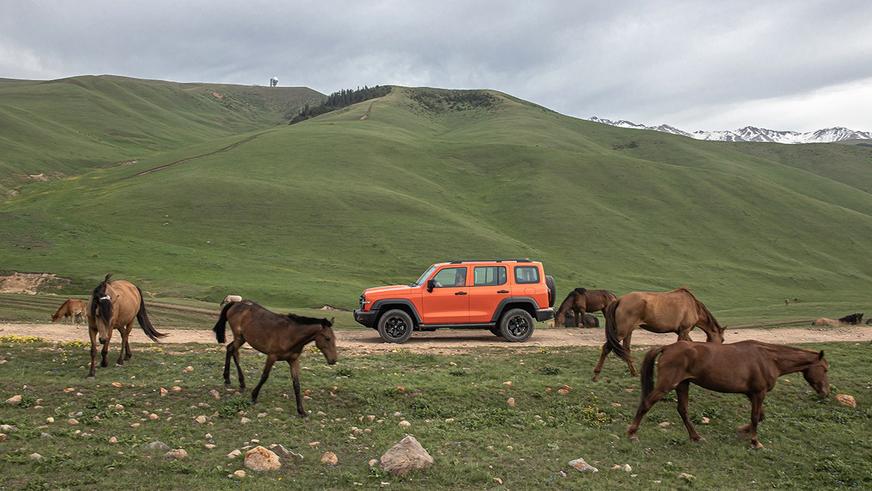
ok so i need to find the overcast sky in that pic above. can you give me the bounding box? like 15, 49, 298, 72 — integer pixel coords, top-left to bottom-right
2, 1, 871, 131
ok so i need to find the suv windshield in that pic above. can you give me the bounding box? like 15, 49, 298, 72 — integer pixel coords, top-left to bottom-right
411, 265, 437, 286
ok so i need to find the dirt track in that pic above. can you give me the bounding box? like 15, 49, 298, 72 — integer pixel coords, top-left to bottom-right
2, 323, 870, 354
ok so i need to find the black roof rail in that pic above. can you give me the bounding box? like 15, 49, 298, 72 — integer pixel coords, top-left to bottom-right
447, 258, 532, 264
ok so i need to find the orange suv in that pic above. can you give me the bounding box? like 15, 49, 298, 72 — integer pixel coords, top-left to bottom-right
354, 259, 555, 343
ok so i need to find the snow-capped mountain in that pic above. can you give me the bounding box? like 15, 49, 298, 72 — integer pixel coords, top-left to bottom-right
588, 117, 872, 144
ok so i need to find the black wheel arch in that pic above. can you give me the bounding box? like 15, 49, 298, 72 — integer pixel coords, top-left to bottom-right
371, 299, 421, 327
491, 297, 538, 323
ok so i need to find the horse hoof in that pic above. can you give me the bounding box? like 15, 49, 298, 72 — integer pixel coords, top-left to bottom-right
751, 441, 764, 449
298, 411, 308, 418
691, 435, 704, 443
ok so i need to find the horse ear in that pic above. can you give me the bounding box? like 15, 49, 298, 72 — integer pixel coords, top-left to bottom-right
818, 350, 824, 360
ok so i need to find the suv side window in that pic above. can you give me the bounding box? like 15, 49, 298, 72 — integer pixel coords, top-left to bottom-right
432, 267, 467, 288
514, 266, 540, 284
473, 266, 507, 286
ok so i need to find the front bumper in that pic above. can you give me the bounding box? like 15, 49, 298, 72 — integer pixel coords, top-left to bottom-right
535, 308, 555, 322
353, 308, 379, 328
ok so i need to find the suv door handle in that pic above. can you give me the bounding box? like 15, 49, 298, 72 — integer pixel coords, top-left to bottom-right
497, 290, 509, 294
454, 291, 467, 296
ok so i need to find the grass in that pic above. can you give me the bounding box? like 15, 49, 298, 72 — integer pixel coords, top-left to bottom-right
0, 339, 869, 489
2, 81, 872, 321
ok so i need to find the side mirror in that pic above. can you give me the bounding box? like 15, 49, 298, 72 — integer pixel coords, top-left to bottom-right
426, 279, 436, 293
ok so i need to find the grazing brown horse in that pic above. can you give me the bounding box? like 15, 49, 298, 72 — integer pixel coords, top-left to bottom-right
554, 288, 616, 328
593, 288, 724, 381
213, 301, 337, 417
87, 274, 167, 376
52, 299, 87, 324
627, 340, 829, 448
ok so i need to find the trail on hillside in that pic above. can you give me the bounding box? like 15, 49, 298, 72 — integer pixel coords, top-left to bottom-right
2, 323, 869, 354
125, 131, 268, 178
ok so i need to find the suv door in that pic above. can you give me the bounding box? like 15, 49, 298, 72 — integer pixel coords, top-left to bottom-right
422, 266, 470, 324
468, 265, 509, 323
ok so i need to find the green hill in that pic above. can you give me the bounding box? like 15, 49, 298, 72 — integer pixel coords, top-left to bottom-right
2, 84, 871, 323
0, 75, 324, 193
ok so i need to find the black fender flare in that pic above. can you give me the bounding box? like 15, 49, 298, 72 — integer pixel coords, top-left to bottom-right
370, 299, 422, 324
490, 297, 538, 323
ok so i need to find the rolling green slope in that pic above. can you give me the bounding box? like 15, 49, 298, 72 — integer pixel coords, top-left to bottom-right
2, 86, 871, 322
0, 75, 324, 192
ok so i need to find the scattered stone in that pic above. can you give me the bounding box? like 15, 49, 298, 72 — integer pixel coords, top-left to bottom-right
240, 417, 251, 424
29, 452, 43, 461
195, 415, 208, 424
368, 458, 378, 467
0, 433, 6, 442
503, 381, 512, 387
183, 366, 194, 373
398, 420, 411, 429
366, 415, 376, 422
569, 457, 598, 473
321, 451, 339, 466
40, 432, 51, 439
380, 435, 434, 476
144, 441, 170, 452
836, 394, 857, 408
64, 387, 75, 393
67, 418, 79, 426
46, 417, 54, 424
227, 449, 242, 458
658, 421, 671, 428
308, 441, 320, 447
130, 423, 140, 428
205, 433, 213, 440
231, 469, 246, 479
109, 436, 118, 444
171, 386, 182, 392
678, 472, 695, 481
701, 416, 711, 424
611, 402, 622, 408
493, 477, 503, 485
111, 382, 123, 388
244, 446, 282, 471
204, 443, 216, 449
506, 397, 517, 408
113, 404, 125, 411
159, 387, 168, 397
269, 444, 302, 460
165, 448, 188, 460
209, 389, 221, 400
148, 413, 159, 421
557, 385, 571, 396
5, 395, 22, 406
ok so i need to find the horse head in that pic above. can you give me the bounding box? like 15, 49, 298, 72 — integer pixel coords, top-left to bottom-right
314, 317, 338, 365
90, 274, 114, 344
802, 351, 830, 397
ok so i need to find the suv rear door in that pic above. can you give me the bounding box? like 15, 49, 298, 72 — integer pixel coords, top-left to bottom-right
422, 266, 470, 324
468, 265, 509, 323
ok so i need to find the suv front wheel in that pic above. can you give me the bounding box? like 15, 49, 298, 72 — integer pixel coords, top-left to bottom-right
377, 309, 414, 343
499, 308, 534, 342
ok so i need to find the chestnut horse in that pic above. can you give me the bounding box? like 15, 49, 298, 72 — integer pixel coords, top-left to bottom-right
554, 288, 616, 328
213, 301, 337, 417
627, 340, 829, 448
52, 299, 87, 324
87, 274, 167, 376
593, 288, 724, 380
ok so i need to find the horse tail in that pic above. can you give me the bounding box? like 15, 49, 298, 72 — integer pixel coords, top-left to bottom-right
640, 346, 665, 401
135, 286, 167, 342
604, 299, 629, 361
213, 301, 235, 343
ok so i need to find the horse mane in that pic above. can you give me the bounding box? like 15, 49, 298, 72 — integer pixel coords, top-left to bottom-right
677, 287, 722, 332
89, 273, 113, 322
286, 313, 332, 327
573, 288, 587, 295
52, 300, 69, 319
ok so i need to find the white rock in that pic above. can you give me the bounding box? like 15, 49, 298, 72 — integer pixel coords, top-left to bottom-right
320, 451, 339, 465
165, 448, 188, 460
5, 395, 22, 406
380, 435, 434, 476
195, 415, 207, 424
244, 446, 281, 471
227, 449, 242, 458
569, 457, 598, 473
398, 420, 411, 429
240, 417, 251, 424
506, 397, 516, 408
232, 469, 246, 479
29, 452, 43, 461
46, 417, 54, 424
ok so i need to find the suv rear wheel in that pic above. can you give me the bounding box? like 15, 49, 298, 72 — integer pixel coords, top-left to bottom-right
377, 309, 414, 343
499, 308, 534, 342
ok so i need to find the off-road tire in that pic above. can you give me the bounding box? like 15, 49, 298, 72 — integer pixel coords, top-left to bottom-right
377, 309, 415, 343
499, 308, 535, 342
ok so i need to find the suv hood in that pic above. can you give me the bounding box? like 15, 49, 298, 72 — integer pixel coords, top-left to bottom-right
364, 284, 418, 296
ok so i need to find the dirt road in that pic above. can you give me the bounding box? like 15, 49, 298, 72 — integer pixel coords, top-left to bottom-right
2, 323, 870, 354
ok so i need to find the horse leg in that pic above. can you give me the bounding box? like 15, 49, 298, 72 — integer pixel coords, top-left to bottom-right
591, 342, 612, 381
223, 343, 235, 385
289, 357, 307, 417
627, 384, 670, 441
676, 381, 702, 441
250, 355, 277, 403
749, 392, 765, 449
623, 332, 636, 376
116, 325, 131, 365
231, 338, 246, 389
124, 330, 132, 360
88, 326, 98, 377
574, 308, 583, 328
100, 330, 112, 367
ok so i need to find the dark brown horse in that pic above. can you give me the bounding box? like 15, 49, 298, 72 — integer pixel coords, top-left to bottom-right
52, 299, 87, 324
87, 274, 166, 376
627, 340, 829, 448
213, 301, 337, 417
554, 288, 616, 328
593, 288, 724, 381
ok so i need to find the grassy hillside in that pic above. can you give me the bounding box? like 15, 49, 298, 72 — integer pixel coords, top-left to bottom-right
2, 86, 871, 322
0, 75, 324, 193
